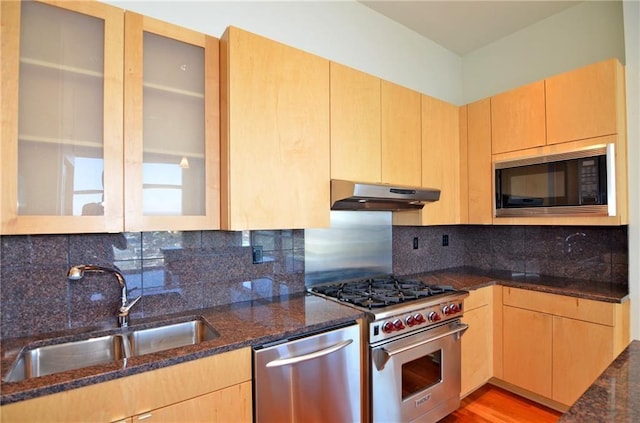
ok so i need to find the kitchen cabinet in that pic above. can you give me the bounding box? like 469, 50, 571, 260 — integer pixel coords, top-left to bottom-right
500, 287, 630, 407
123, 12, 220, 231
465, 98, 493, 224
490, 81, 546, 154
220, 26, 330, 230
381, 80, 422, 187
546, 58, 625, 145
1, 0, 124, 234
418, 95, 461, 225
330, 62, 381, 183
460, 286, 494, 396
0, 348, 252, 423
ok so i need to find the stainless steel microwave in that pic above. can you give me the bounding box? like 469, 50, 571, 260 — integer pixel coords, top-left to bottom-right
494, 144, 616, 217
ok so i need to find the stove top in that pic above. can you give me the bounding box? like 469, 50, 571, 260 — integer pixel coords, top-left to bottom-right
310, 276, 456, 309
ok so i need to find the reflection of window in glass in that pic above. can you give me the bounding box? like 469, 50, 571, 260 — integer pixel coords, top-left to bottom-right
73, 157, 104, 216
143, 162, 182, 215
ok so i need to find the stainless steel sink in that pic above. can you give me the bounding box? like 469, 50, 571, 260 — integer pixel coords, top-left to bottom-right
127, 318, 219, 356
4, 317, 218, 383
4, 334, 126, 382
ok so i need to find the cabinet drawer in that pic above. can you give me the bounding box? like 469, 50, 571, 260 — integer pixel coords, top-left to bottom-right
502, 287, 615, 326
465, 286, 493, 311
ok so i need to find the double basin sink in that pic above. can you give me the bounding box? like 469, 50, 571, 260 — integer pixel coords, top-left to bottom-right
4, 317, 219, 383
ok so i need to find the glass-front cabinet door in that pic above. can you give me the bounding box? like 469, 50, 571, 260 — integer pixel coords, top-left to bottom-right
123, 12, 220, 231
1, 0, 124, 234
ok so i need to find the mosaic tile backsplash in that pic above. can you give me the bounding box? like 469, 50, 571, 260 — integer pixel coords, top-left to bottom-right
0, 225, 627, 339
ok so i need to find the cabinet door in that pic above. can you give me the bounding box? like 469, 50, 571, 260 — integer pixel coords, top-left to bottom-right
1, 0, 124, 234
381, 81, 421, 186
461, 304, 493, 396
330, 63, 381, 183
132, 381, 252, 423
552, 316, 614, 406
466, 98, 493, 224
124, 13, 219, 231
221, 27, 330, 230
546, 59, 623, 144
491, 81, 545, 154
502, 305, 552, 398
421, 95, 460, 224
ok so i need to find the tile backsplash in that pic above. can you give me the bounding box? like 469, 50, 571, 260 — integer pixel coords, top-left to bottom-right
0, 225, 627, 340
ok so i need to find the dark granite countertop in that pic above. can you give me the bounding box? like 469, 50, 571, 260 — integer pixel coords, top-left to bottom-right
559, 340, 640, 422
0, 267, 629, 407
406, 267, 629, 303
0, 293, 364, 406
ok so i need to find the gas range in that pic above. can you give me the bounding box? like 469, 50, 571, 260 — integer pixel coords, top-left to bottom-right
309, 276, 469, 344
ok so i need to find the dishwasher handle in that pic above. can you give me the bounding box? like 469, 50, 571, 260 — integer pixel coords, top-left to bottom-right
265, 339, 354, 368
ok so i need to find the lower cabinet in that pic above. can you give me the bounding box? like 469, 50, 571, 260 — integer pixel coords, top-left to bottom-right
460, 286, 494, 396
501, 287, 630, 407
0, 348, 252, 423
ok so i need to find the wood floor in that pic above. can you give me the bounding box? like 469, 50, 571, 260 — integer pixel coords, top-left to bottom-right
439, 384, 562, 423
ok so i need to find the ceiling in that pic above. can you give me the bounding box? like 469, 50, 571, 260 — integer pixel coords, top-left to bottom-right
359, 1, 583, 56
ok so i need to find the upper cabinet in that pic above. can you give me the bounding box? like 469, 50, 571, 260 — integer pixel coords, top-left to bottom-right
419, 95, 461, 225
465, 98, 493, 224
1, 1, 220, 235
546, 59, 625, 144
1, 0, 124, 234
123, 12, 220, 232
381, 81, 422, 187
490, 81, 546, 154
330, 63, 381, 183
220, 27, 330, 230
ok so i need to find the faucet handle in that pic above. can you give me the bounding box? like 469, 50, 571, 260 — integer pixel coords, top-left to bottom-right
119, 295, 142, 315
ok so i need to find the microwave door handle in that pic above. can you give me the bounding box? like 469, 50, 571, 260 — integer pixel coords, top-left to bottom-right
265, 339, 353, 368
373, 323, 469, 371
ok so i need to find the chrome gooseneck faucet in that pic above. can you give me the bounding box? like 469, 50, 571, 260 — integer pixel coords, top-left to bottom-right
67, 265, 141, 327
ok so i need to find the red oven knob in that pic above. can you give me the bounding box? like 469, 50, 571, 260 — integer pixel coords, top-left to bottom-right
414, 313, 426, 323
393, 319, 405, 330
382, 321, 395, 333
427, 312, 441, 322
442, 305, 451, 315
449, 303, 459, 314
405, 315, 415, 326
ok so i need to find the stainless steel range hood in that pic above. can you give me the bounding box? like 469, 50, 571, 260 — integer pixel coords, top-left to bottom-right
331, 179, 440, 211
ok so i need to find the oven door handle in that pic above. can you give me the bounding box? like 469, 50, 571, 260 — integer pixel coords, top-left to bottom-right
374, 323, 468, 371
265, 339, 353, 368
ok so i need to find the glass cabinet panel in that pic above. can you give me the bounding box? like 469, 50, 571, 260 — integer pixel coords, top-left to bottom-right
142, 32, 205, 217
17, 1, 105, 216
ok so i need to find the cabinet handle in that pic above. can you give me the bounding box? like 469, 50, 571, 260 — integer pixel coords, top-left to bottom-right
137, 413, 153, 421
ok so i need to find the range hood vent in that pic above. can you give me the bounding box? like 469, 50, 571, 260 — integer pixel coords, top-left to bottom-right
331, 179, 440, 211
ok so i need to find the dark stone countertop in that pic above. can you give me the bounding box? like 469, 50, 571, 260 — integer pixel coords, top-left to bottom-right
0, 267, 629, 406
406, 267, 629, 303
559, 340, 640, 422
0, 293, 364, 406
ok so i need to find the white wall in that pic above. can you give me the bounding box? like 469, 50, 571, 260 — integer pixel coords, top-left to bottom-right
105, 0, 463, 104
462, 1, 625, 103
623, 0, 640, 341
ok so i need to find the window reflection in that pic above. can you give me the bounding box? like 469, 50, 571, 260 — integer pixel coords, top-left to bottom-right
142, 162, 183, 215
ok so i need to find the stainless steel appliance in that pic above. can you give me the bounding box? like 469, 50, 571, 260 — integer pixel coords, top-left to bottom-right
494, 143, 616, 217
253, 322, 362, 423
331, 179, 440, 211
311, 276, 469, 423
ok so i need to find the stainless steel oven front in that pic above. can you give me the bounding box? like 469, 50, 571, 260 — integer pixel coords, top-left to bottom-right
370, 319, 468, 423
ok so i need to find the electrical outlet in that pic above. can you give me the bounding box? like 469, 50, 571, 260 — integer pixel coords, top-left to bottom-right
413, 237, 419, 249
252, 246, 263, 264
442, 234, 449, 247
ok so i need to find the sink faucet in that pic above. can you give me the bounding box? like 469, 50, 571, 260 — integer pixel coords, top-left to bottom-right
67, 265, 142, 327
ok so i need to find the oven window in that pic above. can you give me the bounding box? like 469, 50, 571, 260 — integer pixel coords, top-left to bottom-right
401, 349, 442, 399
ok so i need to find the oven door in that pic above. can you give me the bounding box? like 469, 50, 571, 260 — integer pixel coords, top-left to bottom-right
370, 320, 468, 423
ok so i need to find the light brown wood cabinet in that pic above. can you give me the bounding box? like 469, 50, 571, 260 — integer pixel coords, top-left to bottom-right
381, 80, 422, 187
0, 348, 252, 423
1, 1, 220, 235
220, 26, 330, 230
490, 81, 546, 154
464, 98, 493, 224
500, 287, 630, 407
546, 59, 625, 145
330, 62, 381, 183
460, 286, 494, 397
123, 12, 220, 232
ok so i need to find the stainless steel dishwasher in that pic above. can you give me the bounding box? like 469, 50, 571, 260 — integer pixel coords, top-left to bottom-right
253, 322, 362, 423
